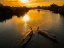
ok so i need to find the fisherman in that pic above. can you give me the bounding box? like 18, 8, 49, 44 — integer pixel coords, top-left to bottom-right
37, 27, 39, 31
30, 27, 32, 30
30, 27, 33, 35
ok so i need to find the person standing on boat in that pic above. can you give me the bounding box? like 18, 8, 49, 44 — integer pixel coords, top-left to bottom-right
30, 27, 33, 35
37, 27, 39, 31
30, 27, 32, 30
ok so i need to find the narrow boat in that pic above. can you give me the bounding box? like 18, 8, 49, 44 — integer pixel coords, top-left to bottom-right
38, 30, 58, 42
20, 30, 33, 48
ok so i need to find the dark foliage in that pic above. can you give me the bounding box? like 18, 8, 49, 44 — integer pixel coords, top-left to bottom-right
42, 3, 64, 15
0, 3, 29, 22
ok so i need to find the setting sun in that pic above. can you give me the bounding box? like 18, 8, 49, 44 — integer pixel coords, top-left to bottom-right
23, 15, 29, 22
20, 0, 29, 3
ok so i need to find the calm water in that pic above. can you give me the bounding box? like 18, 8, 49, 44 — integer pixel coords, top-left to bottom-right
0, 10, 64, 48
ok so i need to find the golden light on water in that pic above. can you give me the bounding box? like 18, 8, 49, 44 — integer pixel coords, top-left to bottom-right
23, 15, 29, 22
19, 0, 29, 3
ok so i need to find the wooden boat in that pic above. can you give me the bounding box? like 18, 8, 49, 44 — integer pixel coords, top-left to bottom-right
38, 30, 58, 42
20, 30, 33, 48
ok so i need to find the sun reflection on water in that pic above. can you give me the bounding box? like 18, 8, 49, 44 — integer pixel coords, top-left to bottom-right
23, 14, 29, 22
11, 10, 57, 35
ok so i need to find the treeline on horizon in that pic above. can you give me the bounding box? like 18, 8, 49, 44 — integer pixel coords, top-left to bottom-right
0, 3, 64, 22
41, 3, 64, 15
0, 3, 29, 22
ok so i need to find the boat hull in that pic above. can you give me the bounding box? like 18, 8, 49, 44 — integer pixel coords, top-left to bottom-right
20, 31, 33, 48
38, 31, 58, 42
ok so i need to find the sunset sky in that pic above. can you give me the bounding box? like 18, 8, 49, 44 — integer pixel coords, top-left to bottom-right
0, 0, 64, 7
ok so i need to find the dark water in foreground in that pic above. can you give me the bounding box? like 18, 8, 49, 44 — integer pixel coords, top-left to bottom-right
0, 10, 64, 48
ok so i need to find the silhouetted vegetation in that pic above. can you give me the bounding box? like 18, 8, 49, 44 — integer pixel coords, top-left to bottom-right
0, 3, 64, 22
29, 3, 64, 16
0, 3, 29, 22
42, 3, 64, 15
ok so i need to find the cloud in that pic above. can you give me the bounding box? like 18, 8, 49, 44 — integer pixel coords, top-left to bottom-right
1, 0, 64, 6
0, 0, 3, 3
29, 0, 64, 6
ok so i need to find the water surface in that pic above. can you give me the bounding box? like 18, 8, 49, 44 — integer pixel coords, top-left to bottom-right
0, 9, 64, 48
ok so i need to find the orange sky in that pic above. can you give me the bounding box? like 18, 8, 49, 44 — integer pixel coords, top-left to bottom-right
0, 0, 64, 7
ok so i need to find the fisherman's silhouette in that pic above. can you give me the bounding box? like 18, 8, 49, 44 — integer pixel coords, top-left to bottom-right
37, 27, 39, 31
30, 27, 32, 30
